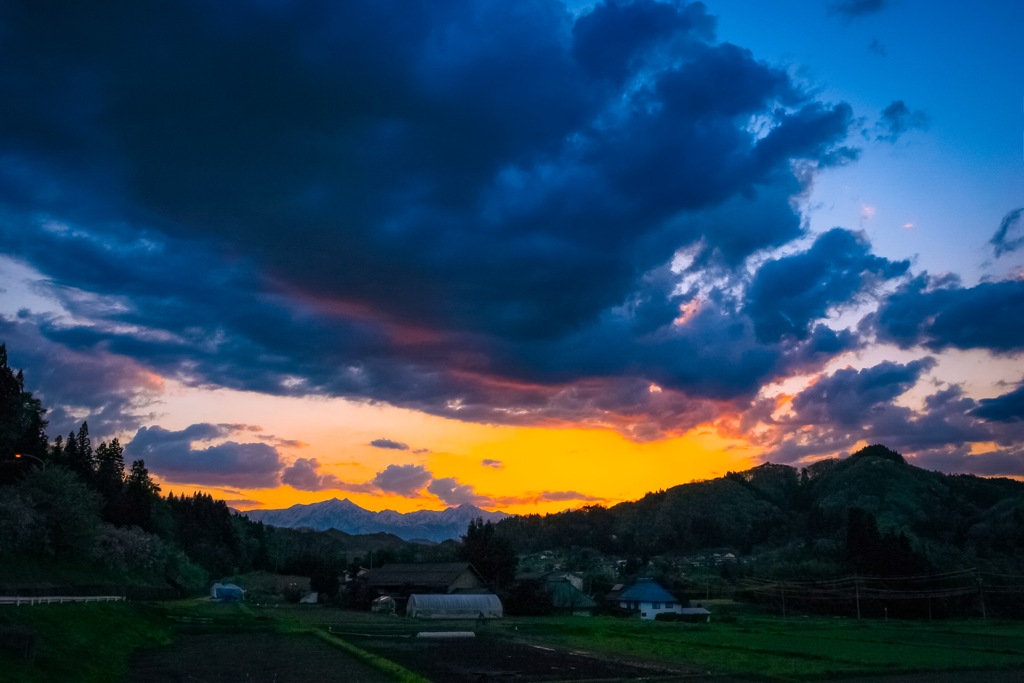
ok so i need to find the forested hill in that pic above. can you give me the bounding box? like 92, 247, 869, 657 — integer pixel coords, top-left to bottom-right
496, 444, 1024, 576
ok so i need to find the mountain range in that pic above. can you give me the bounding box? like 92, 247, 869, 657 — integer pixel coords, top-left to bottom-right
496, 444, 1024, 576
242, 498, 510, 542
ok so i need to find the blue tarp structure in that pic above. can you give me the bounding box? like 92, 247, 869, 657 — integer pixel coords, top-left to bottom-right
210, 582, 245, 602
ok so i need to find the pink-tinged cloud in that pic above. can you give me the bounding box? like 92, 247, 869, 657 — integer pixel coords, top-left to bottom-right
126, 424, 283, 488
372, 464, 432, 495
427, 477, 487, 506
370, 438, 410, 451
488, 490, 609, 507
282, 457, 354, 492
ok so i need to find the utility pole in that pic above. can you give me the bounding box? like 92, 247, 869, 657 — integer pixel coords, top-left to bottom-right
977, 572, 986, 621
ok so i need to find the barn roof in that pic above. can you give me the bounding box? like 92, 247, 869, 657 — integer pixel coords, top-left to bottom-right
617, 578, 677, 603
365, 562, 481, 587
549, 581, 597, 609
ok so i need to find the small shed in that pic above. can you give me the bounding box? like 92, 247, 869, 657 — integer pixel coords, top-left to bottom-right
406, 593, 503, 619
210, 582, 245, 602
371, 595, 396, 615
680, 607, 712, 622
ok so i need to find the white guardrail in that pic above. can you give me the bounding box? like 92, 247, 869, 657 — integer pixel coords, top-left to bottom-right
0, 595, 125, 606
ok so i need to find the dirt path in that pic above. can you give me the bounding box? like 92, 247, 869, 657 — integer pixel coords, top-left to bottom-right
125, 632, 394, 683
352, 631, 756, 682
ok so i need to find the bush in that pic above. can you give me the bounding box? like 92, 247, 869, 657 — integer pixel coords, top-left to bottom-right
282, 582, 303, 603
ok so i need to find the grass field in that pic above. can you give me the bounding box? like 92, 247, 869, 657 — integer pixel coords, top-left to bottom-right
0, 601, 172, 682
5, 599, 1024, 681
506, 614, 1024, 680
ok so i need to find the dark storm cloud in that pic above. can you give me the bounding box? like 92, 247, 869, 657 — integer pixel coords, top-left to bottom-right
370, 439, 410, 451
873, 100, 929, 142
827, 0, 889, 19
744, 228, 909, 343
991, 207, 1024, 258
789, 359, 936, 428
0, 0, 871, 437
572, 0, 715, 84
867, 275, 1024, 352
126, 424, 284, 488
912, 447, 1024, 477
973, 386, 1024, 423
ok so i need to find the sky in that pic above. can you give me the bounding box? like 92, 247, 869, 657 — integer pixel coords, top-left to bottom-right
1, 0, 1022, 515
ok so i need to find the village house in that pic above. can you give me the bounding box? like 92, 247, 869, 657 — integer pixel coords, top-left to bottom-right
615, 578, 684, 620
516, 570, 596, 615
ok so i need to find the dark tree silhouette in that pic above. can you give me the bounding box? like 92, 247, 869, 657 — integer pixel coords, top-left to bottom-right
0, 344, 48, 467
458, 517, 518, 590
68, 422, 95, 483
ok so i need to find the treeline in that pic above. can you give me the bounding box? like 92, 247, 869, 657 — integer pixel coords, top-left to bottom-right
495, 445, 1024, 579
0, 344, 450, 594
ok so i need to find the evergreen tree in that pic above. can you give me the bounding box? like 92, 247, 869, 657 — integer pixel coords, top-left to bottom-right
50, 433, 64, 464
95, 439, 125, 492
75, 421, 94, 478
124, 459, 161, 532
458, 518, 518, 590
95, 438, 126, 523
63, 430, 79, 471
67, 422, 97, 482
0, 343, 49, 466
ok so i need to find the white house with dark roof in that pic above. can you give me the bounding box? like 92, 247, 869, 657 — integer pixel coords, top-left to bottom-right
616, 578, 683, 620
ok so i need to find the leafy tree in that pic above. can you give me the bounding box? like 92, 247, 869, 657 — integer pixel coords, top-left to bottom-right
0, 485, 39, 556
458, 517, 518, 590
16, 465, 103, 559
310, 566, 340, 599
505, 578, 553, 616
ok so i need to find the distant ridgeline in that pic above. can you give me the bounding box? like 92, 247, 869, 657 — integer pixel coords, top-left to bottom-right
495, 444, 1024, 578
243, 499, 510, 543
